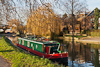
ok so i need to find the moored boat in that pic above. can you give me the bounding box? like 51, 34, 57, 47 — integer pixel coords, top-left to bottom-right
17, 37, 68, 63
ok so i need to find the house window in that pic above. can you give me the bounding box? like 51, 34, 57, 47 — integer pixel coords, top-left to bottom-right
98, 18, 100, 23
90, 27, 92, 29
98, 26, 100, 29
27, 42, 30, 47
76, 27, 79, 30
90, 18, 94, 22
90, 19, 92, 21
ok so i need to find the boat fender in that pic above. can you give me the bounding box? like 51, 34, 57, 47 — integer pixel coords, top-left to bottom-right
61, 54, 62, 58
53, 52, 55, 54
28, 50, 30, 53
43, 55, 45, 59
64, 51, 67, 53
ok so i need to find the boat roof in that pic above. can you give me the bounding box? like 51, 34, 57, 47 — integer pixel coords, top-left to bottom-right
18, 38, 59, 45
43, 41, 59, 44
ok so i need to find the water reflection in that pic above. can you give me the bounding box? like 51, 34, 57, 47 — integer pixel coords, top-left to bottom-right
60, 40, 100, 67
7, 36, 100, 67
7, 36, 18, 46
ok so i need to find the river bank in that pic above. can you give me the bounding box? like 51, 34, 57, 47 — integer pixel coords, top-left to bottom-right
0, 35, 98, 67
0, 36, 60, 67
0, 36, 11, 67
64, 36, 100, 44
77, 37, 100, 44
0, 56, 11, 67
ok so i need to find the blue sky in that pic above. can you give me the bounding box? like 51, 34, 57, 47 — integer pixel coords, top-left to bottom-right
56, 0, 100, 15
87, 0, 100, 11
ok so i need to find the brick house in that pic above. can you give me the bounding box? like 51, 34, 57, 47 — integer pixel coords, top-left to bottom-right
77, 10, 95, 30
78, 9, 100, 31
63, 14, 80, 33
63, 8, 100, 34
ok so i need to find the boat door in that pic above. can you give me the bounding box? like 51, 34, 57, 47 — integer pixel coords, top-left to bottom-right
46, 46, 51, 54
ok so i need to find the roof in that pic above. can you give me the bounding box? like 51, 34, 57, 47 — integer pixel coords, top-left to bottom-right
18, 38, 43, 44
86, 10, 94, 16
77, 8, 100, 21
77, 10, 95, 21
18, 37, 59, 45
43, 41, 59, 44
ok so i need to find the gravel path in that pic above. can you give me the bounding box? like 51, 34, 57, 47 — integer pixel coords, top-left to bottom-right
83, 37, 100, 41
0, 56, 11, 67
77, 37, 100, 44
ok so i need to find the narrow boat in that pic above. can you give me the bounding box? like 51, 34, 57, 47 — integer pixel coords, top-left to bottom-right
17, 37, 68, 63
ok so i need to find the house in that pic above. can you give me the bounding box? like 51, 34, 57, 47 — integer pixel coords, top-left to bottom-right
77, 10, 94, 30
77, 8, 100, 31
62, 8, 100, 34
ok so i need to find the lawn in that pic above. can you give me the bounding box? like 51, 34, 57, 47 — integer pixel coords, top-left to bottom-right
0, 36, 60, 67
65, 35, 86, 38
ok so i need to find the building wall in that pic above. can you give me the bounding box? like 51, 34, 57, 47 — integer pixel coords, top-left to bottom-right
80, 15, 95, 30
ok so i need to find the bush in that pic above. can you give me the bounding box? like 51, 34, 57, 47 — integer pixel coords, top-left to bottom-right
64, 30, 69, 34
86, 30, 91, 35
81, 29, 91, 35
59, 32, 63, 36
51, 32, 58, 39
91, 30, 100, 37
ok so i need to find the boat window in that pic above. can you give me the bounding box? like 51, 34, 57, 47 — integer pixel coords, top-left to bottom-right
31, 43, 33, 47
36, 45, 38, 49
45, 44, 59, 47
22, 40, 24, 45
45, 44, 59, 54
19, 39, 21, 44
54, 44, 59, 47
31, 43, 34, 50
27, 42, 30, 47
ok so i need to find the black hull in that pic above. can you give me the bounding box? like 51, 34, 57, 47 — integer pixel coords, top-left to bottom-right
50, 57, 68, 64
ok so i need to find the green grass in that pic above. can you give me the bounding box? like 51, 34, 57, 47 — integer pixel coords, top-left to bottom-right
91, 44, 100, 49
65, 35, 85, 38
0, 36, 59, 67
91, 32, 100, 37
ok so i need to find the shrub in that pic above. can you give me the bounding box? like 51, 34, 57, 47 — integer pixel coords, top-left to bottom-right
91, 30, 100, 37
81, 29, 90, 35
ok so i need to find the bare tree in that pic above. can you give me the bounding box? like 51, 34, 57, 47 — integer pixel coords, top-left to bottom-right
61, 0, 87, 66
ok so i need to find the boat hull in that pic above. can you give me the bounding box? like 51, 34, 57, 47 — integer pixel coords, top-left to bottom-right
50, 57, 68, 64
17, 43, 68, 60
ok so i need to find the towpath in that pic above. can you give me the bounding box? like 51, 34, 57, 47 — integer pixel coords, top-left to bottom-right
0, 36, 11, 67
0, 56, 11, 67
78, 37, 100, 44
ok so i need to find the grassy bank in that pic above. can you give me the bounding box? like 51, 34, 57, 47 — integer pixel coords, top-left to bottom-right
0, 36, 59, 67
64, 35, 86, 38
91, 30, 100, 37
91, 44, 100, 49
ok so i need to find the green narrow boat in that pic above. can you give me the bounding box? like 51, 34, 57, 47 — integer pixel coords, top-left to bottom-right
17, 37, 68, 63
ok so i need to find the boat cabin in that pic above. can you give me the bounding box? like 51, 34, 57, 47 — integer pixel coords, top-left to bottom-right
18, 38, 61, 54
43, 41, 61, 54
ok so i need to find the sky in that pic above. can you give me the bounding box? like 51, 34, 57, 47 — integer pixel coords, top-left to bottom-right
87, 0, 100, 11
2, 0, 100, 25
56, 0, 100, 16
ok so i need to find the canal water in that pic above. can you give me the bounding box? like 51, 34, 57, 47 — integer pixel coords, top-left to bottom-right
7, 36, 100, 67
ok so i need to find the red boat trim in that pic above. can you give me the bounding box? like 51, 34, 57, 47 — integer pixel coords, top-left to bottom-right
17, 43, 68, 59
